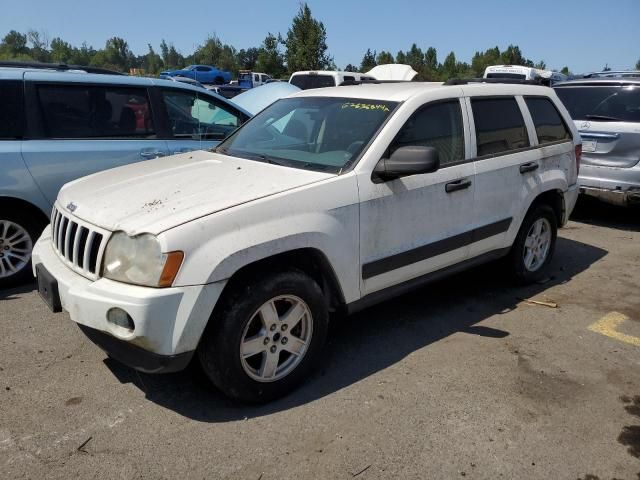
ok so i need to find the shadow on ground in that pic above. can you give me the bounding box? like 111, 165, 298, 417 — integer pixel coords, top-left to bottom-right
0, 281, 36, 301
571, 195, 640, 232
103, 235, 607, 422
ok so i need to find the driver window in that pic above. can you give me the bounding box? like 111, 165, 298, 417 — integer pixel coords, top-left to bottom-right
390, 100, 465, 166
162, 89, 241, 140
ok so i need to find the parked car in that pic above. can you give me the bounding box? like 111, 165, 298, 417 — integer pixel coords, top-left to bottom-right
159, 65, 232, 85
0, 62, 298, 287
216, 71, 273, 99
32, 81, 580, 402
484, 65, 567, 85
554, 78, 640, 206
289, 70, 377, 89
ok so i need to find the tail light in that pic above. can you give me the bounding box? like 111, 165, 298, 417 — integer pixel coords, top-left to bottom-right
575, 144, 582, 175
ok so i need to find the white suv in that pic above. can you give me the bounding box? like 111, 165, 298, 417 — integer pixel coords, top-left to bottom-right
32, 82, 580, 403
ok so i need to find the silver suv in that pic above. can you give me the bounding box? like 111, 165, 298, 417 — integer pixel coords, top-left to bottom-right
554, 79, 640, 206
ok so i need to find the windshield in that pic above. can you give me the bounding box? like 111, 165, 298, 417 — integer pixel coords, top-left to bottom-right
216, 96, 398, 172
555, 85, 640, 122
290, 74, 337, 90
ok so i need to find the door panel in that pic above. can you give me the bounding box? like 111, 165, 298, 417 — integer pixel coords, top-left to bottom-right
358, 99, 474, 296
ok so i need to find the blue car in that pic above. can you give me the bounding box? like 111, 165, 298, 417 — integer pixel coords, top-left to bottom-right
160, 65, 232, 85
0, 62, 295, 287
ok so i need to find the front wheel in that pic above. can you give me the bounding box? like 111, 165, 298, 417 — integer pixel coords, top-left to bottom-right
198, 270, 328, 403
0, 214, 43, 288
508, 204, 557, 284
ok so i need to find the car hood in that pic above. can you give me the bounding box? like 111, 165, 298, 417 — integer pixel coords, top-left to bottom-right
57, 150, 334, 235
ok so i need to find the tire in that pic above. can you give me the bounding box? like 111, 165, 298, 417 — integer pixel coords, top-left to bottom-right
0, 212, 44, 288
508, 204, 558, 284
198, 270, 328, 403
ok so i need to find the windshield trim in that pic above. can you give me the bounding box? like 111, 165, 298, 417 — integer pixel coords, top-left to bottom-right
215, 96, 402, 174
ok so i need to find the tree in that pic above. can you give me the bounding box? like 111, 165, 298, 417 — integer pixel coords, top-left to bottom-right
142, 44, 163, 74
255, 33, 286, 78
50, 37, 74, 63
192, 35, 238, 73
27, 30, 50, 62
344, 63, 358, 72
424, 47, 438, 71
602, 64, 611, 71
396, 51, 407, 64
160, 39, 184, 70
360, 48, 377, 72
560, 66, 570, 76
91, 37, 134, 71
635, 59, 639, 70
405, 43, 424, 71
237, 47, 260, 70
284, 3, 332, 72
441, 51, 458, 79
0, 30, 29, 59
376, 50, 394, 65
534, 60, 547, 70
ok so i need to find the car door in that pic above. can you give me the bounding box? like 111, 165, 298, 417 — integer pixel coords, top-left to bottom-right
159, 87, 248, 154
358, 98, 475, 296
466, 95, 537, 258
21, 75, 170, 205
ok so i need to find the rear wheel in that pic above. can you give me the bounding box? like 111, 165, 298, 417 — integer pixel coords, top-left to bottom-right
198, 270, 328, 403
508, 204, 557, 284
0, 212, 43, 288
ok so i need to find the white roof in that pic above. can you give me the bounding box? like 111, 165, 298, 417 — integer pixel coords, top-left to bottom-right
289, 81, 552, 102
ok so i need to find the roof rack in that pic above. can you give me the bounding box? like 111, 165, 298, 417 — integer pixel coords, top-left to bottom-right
444, 78, 545, 86
0, 60, 125, 76
338, 79, 412, 86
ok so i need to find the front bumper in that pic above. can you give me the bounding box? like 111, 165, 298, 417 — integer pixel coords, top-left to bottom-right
32, 226, 225, 373
578, 162, 640, 206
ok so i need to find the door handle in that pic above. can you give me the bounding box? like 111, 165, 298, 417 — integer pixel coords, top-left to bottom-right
445, 178, 472, 193
519, 162, 539, 174
140, 150, 166, 159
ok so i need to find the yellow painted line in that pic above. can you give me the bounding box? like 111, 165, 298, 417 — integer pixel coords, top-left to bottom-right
588, 312, 640, 347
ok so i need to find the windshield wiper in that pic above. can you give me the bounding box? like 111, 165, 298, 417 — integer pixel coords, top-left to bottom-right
584, 114, 622, 122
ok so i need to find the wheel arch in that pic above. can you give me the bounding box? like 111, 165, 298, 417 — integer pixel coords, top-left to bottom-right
525, 188, 565, 226
218, 248, 347, 313
0, 196, 49, 226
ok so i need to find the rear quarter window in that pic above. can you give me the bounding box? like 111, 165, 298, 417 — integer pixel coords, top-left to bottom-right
471, 97, 529, 157
525, 97, 571, 144
0, 80, 24, 140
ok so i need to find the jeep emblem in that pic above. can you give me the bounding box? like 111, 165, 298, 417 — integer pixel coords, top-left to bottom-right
66, 202, 77, 212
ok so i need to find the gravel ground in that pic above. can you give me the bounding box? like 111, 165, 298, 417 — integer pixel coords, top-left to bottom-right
1, 196, 639, 480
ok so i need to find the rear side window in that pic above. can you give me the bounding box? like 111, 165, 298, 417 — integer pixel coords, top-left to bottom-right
554, 85, 640, 122
525, 97, 571, 144
37, 84, 154, 139
471, 97, 529, 156
290, 74, 336, 90
391, 100, 465, 165
0, 80, 24, 140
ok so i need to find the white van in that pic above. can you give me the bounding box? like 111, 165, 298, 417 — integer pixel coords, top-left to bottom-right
484, 65, 567, 86
289, 70, 376, 89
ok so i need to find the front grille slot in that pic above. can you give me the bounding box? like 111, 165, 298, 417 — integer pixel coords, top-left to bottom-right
50, 206, 109, 279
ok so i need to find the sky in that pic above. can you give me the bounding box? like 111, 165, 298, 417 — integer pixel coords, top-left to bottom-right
2, 0, 639, 73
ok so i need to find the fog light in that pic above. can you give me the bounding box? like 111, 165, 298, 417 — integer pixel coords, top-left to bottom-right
106, 308, 135, 332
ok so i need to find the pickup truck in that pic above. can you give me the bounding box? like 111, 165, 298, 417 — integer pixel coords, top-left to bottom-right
216, 71, 272, 99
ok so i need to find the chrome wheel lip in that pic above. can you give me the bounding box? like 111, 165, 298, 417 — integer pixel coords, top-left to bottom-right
523, 217, 552, 272
239, 294, 313, 383
0, 220, 33, 279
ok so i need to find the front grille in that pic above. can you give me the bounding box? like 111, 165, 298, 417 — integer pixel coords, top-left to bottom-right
51, 206, 110, 280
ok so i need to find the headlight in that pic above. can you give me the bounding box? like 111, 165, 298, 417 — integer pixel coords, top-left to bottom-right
102, 232, 183, 287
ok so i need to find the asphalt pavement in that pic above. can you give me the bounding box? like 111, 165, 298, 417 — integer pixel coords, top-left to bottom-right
1, 196, 639, 479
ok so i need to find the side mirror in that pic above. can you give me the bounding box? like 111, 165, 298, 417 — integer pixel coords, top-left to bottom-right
372, 146, 440, 183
